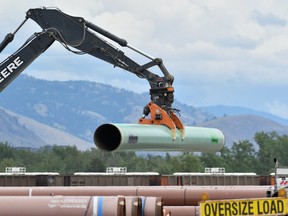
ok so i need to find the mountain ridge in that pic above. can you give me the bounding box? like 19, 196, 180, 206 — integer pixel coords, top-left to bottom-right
196, 114, 288, 148
1, 75, 288, 149
200, 105, 288, 126
0, 107, 93, 150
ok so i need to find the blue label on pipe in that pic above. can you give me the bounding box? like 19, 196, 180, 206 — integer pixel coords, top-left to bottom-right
142, 196, 145, 216
98, 196, 103, 216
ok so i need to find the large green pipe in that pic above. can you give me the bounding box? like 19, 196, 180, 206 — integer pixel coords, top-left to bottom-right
94, 124, 225, 152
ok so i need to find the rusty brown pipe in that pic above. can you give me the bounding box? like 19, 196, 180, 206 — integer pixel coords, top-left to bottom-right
124, 196, 142, 216
0, 186, 270, 206
0, 195, 165, 216
0, 196, 126, 216
123, 196, 163, 216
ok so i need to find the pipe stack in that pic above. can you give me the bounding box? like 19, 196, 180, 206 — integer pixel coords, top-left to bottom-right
0, 185, 270, 215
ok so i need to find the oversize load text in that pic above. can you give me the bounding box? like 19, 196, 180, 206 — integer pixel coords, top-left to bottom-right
201, 198, 286, 216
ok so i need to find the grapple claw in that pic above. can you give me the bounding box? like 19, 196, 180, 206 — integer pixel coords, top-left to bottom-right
139, 102, 185, 140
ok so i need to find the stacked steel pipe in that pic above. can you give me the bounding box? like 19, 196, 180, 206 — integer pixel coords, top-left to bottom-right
0, 185, 270, 215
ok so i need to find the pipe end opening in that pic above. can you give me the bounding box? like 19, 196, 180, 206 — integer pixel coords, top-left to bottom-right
94, 124, 121, 151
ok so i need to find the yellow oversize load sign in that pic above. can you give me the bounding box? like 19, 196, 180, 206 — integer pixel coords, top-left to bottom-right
200, 198, 287, 216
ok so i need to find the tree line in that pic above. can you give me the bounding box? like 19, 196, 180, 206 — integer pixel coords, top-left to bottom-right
0, 131, 286, 175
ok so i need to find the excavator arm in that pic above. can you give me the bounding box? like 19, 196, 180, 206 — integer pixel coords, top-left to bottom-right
0, 32, 54, 91
0, 7, 184, 139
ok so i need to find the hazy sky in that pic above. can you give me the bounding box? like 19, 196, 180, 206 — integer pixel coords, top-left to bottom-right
1, 0, 288, 118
